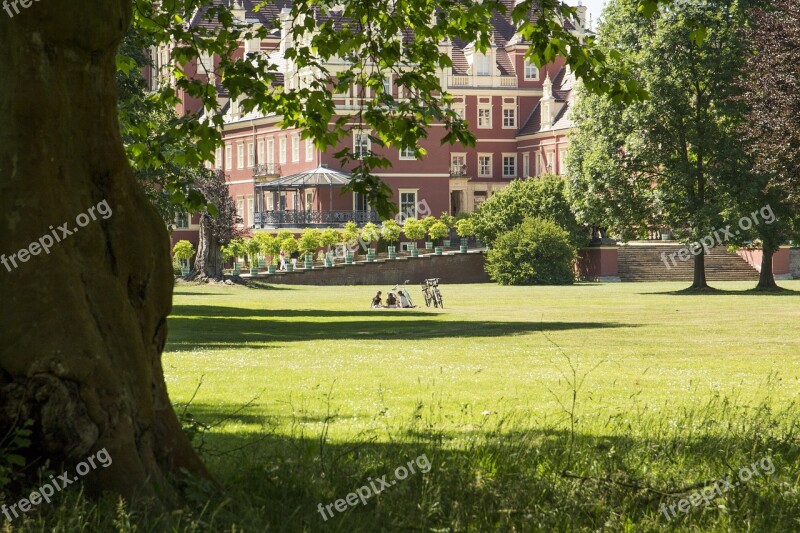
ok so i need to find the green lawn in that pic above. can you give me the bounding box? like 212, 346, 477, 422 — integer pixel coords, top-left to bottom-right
155, 281, 800, 532
13, 281, 800, 532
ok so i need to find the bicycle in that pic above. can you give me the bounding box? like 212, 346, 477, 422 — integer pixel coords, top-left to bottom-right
421, 278, 444, 308
390, 280, 416, 308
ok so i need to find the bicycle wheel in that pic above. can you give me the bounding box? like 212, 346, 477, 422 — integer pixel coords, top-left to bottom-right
434, 289, 443, 308
423, 289, 432, 307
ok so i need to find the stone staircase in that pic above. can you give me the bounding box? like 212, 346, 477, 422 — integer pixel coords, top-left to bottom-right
617, 243, 759, 282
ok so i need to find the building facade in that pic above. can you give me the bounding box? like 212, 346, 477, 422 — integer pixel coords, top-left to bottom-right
160, 0, 585, 244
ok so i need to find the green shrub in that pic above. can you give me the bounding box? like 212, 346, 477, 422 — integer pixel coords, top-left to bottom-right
428, 221, 449, 243
380, 219, 401, 244
455, 217, 474, 238
471, 176, 586, 248
298, 228, 321, 255
402, 217, 426, 241
360, 222, 380, 245
485, 217, 576, 285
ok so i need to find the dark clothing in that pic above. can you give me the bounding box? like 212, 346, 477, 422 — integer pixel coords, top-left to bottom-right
371, 295, 382, 307
290, 251, 300, 259
386, 293, 397, 306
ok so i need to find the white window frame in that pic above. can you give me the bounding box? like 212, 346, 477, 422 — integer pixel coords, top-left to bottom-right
267, 138, 275, 165
522, 152, 530, 177
502, 107, 516, 128
535, 152, 542, 176
477, 107, 492, 129
257, 139, 264, 166
215, 147, 222, 169
478, 154, 492, 177
225, 144, 232, 170
452, 104, 465, 120
247, 196, 254, 227
175, 211, 189, 229
247, 141, 255, 168
524, 60, 539, 81
476, 53, 490, 76
559, 149, 567, 175
502, 154, 517, 177
399, 146, 416, 160
236, 198, 245, 227
451, 153, 466, 176
292, 134, 300, 162
383, 75, 392, 96
279, 137, 287, 164
399, 189, 419, 219
306, 138, 313, 161
237, 143, 244, 169
353, 130, 371, 160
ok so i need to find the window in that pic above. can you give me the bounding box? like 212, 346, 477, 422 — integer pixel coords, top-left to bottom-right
399, 146, 416, 160
215, 147, 222, 169
478, 107, 492, 128
502, 108, 516, 128
559, 149, 567, 175
306, 138, 313, 161
257, 140, 264, 165
247, 197, 254, 227
503, 155, 516, 177
524, 60, 539, 80
236, 198, 244, 226
247, 141, 255, 167
535, 152, 542, 176
267, 138, 274, 164
478, 154, 492, 177
237, 143, 244, 169
279, 137, 287, 164
305, 191, 313, 208
452, 105, 465, 120
476, 53, 490, 76
353, 131, 371, 159
522, 152, 530, 177
292, 134, 300, 162
451, 153, 466, 176
225, 144, 232, 170
383, 76, 391, 96
175, 211, 189, 229
399, 190, 418, 219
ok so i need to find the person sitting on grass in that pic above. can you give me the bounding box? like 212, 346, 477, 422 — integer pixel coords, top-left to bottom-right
398, 290, 414, 308
371, 291, 383, 309
385, 292, 398, 308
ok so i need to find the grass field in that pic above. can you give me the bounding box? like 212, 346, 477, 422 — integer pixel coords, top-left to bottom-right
10, 281, 800, 531
156, 281, 800, 532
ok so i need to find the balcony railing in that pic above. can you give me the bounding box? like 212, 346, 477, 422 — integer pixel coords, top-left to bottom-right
253, 210, 380, 228
253, 163, 281, 179
450, 164, 468, 178
448, 75, 518, 88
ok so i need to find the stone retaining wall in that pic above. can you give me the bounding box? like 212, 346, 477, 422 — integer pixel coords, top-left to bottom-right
251, 251, 491, 285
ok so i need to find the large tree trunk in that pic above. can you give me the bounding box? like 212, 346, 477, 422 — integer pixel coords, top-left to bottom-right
756, 246, 779, 291
0, 0, 209, 502
690, 249, 709, 289
194, 214, 224, 280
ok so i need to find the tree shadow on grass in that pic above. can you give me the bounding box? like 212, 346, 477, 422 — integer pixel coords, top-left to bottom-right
166, 314, 637, 351
638, 286, 800, 296
167, 405, 795, 533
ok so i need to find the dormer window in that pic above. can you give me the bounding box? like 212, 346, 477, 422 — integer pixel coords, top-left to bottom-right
524, 60, 539, 81
476, 53, 490, 76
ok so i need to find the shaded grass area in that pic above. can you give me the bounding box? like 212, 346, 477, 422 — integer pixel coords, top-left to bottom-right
5, 282, 800, 531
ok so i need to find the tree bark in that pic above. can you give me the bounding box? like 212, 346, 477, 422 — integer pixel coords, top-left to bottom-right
756, 246, 779, 290
0, 0, 209, 502
193, 214, 224, 280
691, 248, 709, 289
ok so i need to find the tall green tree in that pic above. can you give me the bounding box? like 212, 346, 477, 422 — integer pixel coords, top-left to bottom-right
740, 0, 800, 289
568, 0, 752, 289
